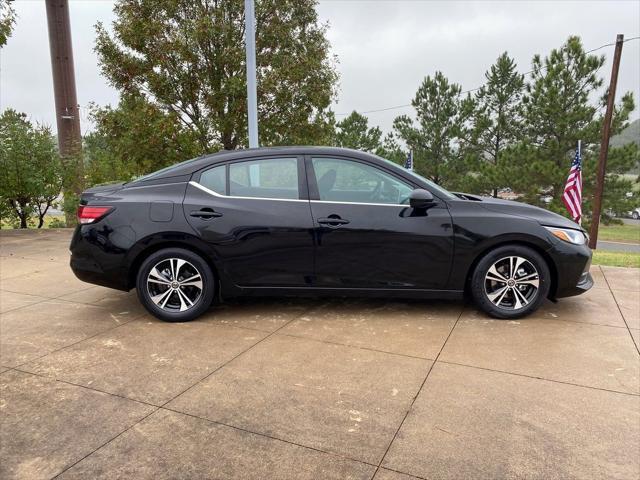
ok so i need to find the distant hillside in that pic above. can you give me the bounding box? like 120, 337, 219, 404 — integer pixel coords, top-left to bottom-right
611, 119, 640, 175
611, 118, 640, 147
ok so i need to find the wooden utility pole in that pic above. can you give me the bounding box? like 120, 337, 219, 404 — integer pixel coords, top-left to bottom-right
45, 0, 83, 226
589, 34, 624, 249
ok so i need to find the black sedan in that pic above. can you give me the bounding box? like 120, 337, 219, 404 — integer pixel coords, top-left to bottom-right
70, 147, 593, 322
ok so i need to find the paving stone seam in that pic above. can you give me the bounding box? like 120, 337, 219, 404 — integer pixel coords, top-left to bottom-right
370, 306, 465, 479
0, 292, 83, 314
1, 262, 66, 281
10, 367, 160, 408
0, 285, 98, 311
0, 294, 52, 314
438, 359, 640, 397
375, 467, 427, 480
160, 406, 383, 471
274, 330, 439, 361
599, 265, 640, 355
533, 316, 630, 330
0, 254, 71, 265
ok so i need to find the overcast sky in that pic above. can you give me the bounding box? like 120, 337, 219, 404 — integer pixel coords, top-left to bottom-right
1, 0, 639, 138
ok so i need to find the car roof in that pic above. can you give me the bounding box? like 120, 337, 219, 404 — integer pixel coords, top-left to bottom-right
132, 146, 389, 183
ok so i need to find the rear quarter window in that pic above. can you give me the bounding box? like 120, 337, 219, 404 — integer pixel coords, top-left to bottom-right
199, 165, 226, 195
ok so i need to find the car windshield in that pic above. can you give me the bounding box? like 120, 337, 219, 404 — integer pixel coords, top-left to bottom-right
377, 156, 457, 200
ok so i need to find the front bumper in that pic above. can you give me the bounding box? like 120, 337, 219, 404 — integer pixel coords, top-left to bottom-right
557, 270, 594, 298
548, 239, 593, 298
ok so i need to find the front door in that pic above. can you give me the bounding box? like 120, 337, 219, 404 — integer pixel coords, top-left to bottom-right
184, 156, 314, 287
307, 156, 453, 290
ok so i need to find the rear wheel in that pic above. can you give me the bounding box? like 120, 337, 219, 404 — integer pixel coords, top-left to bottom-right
136, 248, 214, 322
470, 245, 550, 319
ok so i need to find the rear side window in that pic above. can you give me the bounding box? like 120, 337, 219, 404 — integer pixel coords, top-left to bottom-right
229, 158, 299, 200
200, 165, 226, 195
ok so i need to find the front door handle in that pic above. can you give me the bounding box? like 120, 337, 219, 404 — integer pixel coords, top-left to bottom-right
317, 215, 350, 227
190, 208, 223, 219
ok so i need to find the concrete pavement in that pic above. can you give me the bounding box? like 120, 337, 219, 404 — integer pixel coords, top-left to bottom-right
1, 229, 639, 480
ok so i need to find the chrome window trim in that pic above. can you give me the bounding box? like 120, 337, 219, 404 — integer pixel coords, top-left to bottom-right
189, 181, 307, 203
310, 200, 408, 208
190, 181, 411, 207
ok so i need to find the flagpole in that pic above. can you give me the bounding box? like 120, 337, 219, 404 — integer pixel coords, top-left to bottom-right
578, 140, 582, 226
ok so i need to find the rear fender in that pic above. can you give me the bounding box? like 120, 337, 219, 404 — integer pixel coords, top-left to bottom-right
125, 232, 239, 298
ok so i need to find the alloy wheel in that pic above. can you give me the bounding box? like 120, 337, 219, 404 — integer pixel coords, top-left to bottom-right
146, 258, 203, 312
484, 256, 540, 310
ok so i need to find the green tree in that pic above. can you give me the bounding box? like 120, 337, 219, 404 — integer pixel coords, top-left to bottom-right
0, 110, 63, 228
95, 0, 338, 152
334, 111, 383, 153
0, 0, 15, 47
377, 132, 407, 165
392, 72, 474, 190
513, 36, 637, 221
465, 52, 524, 197
85, 95, 201, 185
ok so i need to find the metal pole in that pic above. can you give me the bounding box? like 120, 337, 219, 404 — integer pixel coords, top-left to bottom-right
577, 139, 582, 226
45, 0, 83, 225
589, 34, 624, 249
244, 0, 259, 148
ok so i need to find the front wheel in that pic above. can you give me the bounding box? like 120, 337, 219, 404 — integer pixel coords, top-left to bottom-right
470, 245, 550, 319
633, 211, 639, 220
136, 248, 215, 322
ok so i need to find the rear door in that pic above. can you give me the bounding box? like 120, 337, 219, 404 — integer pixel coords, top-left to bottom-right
307, 156, 453, 290
183, 155, 314, 287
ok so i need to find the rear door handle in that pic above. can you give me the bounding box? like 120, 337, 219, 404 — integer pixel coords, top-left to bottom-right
190, 208, 223, 219
317, 216, 350, 227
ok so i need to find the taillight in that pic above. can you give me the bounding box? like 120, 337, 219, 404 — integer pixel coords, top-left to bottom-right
77, 205, 113, 224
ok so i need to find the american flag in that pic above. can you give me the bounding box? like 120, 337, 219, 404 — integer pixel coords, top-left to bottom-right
404, 151, 413, 171
562, 142, 583, 223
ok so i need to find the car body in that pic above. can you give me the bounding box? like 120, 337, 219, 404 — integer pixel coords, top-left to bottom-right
70, 146, 593, 321
631, 207, 640, 220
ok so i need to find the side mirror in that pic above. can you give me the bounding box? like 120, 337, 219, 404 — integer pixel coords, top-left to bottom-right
409, 189, 435, 209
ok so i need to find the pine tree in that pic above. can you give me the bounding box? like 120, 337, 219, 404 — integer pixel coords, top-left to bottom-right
465, 53, 524, 197
512, 36, 637, 222
377, 133, 407, 165
392, 72, 474, 190
334, 111, 383, 153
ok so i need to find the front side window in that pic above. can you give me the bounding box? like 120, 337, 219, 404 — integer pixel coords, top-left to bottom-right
311, 157, 413, 205
229, 158, 299, 199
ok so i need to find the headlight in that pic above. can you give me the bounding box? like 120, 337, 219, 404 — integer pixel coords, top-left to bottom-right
544, 226, 587, 245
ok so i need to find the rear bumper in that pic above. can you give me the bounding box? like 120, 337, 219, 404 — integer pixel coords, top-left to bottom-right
69, 225, 130, 291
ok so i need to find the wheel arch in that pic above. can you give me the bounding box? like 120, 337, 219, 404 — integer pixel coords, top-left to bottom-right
125, 234, 226, 297
464, 240, 558, 299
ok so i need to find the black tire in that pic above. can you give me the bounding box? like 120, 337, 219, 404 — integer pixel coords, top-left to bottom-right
470, 245, 550, 319
633, 211, 639, 220
136, 248, 215, 322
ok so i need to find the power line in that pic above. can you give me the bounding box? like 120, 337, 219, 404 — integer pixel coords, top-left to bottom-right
335, 35, 640, 116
